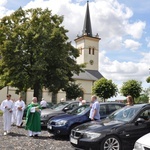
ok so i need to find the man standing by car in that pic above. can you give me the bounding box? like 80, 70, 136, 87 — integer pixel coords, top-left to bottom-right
89, 95, 100, 121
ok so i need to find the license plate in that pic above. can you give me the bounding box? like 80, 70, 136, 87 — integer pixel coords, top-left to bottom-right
70, 137, 78, 145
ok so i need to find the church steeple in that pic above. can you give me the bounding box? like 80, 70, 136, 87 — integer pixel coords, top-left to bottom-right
82, 1, 92, 37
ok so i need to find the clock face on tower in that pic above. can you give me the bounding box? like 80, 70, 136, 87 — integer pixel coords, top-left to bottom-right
89, 60, 94, 65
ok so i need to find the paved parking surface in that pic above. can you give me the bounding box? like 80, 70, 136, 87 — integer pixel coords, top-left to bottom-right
0, 117, 74, 150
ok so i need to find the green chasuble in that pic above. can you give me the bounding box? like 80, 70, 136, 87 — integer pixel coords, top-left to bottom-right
25, 103, 41, 132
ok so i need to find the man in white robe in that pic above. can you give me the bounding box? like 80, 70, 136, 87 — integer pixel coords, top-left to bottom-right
0, 94, 13, 135
15, 96, 25, 127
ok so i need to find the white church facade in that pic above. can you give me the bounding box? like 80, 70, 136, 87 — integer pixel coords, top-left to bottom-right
0, 1, 103, 104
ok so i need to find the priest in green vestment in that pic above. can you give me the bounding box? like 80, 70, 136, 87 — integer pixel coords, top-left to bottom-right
25, 97, 41, 137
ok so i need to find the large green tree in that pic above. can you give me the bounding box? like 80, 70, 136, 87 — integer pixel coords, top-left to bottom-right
0, 8, 83, 100
92, 78, 118, 102
120, 80, 142, 103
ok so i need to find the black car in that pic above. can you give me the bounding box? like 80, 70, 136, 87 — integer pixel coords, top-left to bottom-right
41, 101, 79, 127
70, 104, 150, 150
47, 102, 125, 136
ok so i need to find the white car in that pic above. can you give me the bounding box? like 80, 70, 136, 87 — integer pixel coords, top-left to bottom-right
133, 132, 150, 150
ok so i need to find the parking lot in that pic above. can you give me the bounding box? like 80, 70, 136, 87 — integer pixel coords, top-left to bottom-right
0, 117, 73, 150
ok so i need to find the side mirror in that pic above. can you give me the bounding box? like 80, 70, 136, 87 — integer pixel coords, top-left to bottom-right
135, 118, 145, 125
63, 107, 69, 112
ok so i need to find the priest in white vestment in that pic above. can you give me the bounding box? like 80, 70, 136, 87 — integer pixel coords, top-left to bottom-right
15, 96, 26, 127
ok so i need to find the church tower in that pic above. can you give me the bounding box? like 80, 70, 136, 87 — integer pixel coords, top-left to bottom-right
75, 1, 101, 71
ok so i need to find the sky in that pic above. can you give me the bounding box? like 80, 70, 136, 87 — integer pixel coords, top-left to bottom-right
0, 0, 150, 97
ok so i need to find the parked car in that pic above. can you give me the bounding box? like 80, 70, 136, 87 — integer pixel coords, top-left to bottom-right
133, 132, 150, 150
41, 101, 79, 127
23, 102, 54, 119
47, 102, 125, 136
70, 104, 150, 150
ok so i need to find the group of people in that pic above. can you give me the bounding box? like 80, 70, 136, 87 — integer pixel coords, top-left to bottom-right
78, 95, 100, 121
0, 94, 134, 137
0, 94, 25, 135
0, 94, 42, 137
78, 95, 134, 121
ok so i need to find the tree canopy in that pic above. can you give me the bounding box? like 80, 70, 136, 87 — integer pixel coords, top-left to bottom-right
92, 78, 118, 102
0, 8, 83, 99
120, 79, 142, 103
146, 76, 150, 83
64, 82, 83, 100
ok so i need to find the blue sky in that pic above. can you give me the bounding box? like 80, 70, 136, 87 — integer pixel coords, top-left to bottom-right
0, 0, 150, 93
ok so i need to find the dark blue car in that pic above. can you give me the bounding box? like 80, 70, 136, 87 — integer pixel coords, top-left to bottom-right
47, 102, 125, 136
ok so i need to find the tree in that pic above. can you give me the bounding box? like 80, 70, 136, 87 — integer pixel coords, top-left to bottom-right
92, 78, 118, 102
146, 76, 150, 83
64, 82, 83, 100
0, 8, 83, 101
120, 80, 142, 103
135, 94, 149, 104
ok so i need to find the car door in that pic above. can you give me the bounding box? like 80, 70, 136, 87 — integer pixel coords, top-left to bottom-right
121, 108, 150, 147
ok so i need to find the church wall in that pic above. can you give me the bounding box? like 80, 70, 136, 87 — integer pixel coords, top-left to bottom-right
75, 79, 94, 102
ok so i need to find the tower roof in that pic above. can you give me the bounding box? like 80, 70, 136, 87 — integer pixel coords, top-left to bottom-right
82, 1, 92, 37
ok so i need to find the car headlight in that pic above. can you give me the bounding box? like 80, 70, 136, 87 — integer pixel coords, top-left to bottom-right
84, 132, 101, 139
134, 142, 143, 150
55, 120, 67, 126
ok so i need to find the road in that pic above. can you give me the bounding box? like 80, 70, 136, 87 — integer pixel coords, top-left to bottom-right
0, 117, 74, 150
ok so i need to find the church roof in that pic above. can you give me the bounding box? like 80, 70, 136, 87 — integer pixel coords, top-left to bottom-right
86, 69, 103, 79
82, 1, 92, 37
73, 69, 103, 81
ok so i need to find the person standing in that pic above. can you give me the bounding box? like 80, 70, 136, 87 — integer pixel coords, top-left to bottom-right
0, 94, 14, 135
25, 97, 41, 137
40, 98, 47, 109
89, 95, 100, 121
78, 97, 83, 106
15, 96, 25, 128
126, 95, 134, 106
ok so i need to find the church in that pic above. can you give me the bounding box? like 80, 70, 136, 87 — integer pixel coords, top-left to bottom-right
0, 1, 103, 104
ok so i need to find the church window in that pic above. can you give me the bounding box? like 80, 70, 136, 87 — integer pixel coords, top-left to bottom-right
92, 48, 94, 55
89, 48, 91, 54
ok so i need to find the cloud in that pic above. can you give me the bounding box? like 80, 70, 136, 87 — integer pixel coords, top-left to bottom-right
125, 21, 146, 39
0, 0, 14, 18
99, 50, 150, 84
124, 39, 141, 51
1, 0, 149, 89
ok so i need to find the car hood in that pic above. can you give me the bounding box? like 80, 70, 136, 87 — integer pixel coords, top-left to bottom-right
74, 118, 124, 133
41, 108, 64, 116
136, 133, 150, 146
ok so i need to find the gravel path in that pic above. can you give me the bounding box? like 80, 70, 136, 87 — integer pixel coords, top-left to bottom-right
0, 117, 74, 150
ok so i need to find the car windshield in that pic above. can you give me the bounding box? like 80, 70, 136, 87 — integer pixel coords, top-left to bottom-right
108, 106, 140, 122
69, 105, 90, 115
51, 102, 68, 111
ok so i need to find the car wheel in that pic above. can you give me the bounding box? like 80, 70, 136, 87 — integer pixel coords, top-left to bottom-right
100, 135, 121, 150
